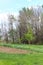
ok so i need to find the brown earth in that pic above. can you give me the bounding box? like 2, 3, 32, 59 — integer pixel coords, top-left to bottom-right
0, 46, 30, 54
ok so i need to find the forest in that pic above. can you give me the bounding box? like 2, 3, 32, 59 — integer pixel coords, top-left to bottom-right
0, 6, 43, 44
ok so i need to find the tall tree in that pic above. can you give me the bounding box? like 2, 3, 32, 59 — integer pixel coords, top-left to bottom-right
40, 13, 43, 42
8, 14, 16, 43
18, 7, 34, 43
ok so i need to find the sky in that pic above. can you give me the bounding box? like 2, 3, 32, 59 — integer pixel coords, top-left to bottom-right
0, 0, 43, 13
0, 0, 43, 22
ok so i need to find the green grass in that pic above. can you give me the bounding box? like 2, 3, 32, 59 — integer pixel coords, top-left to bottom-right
0, 53, 43, 65
0, 43, 43, 53
0, 43, 43, 65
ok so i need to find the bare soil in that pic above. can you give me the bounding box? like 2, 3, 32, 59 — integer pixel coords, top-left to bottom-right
0, 46, 30, 54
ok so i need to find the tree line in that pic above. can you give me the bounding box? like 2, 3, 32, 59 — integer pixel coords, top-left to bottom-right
0, 6, 43, 44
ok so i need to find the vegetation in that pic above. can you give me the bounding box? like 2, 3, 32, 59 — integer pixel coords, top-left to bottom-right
0, 6, 43, 44
0, 1, 43, 65
0, 42, 43, 65
0, 44, 43, 65
24, 28, 35, 44
0, 43, 43, 53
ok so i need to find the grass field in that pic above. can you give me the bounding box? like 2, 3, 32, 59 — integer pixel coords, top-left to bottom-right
0, 43, 43, 65
0, 53, 43, 65
0, 43, 43, 53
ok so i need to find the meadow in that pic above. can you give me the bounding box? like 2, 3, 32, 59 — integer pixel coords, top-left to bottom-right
0, 43, 43, 65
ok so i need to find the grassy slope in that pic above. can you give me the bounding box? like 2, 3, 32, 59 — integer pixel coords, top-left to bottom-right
0, 43, 43, 53
0, 53, 43, 65
0, 43, 43, 65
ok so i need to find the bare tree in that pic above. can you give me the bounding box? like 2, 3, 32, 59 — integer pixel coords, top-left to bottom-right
8, 14, 16, 43
18, 7, 34, 43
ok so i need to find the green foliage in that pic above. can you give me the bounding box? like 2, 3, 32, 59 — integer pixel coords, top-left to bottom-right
9, 28, 14, 37
24, 28, 35, 44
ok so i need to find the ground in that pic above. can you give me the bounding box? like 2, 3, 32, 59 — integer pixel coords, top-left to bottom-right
0, 46, 29, 54
0, 43, 43, 65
